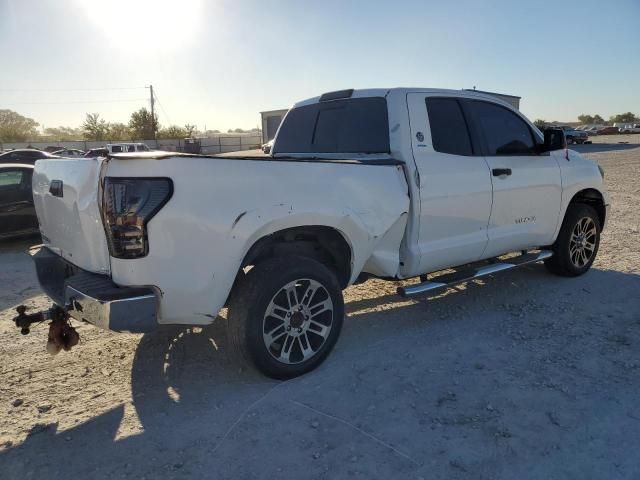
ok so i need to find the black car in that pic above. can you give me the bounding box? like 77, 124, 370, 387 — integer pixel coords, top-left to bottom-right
0, 149, 56, 165
83, 147, 108, 157
0, 163, 39, 240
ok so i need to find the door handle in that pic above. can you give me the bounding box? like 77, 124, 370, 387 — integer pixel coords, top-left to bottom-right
49, 180, 63, 197
492, 168, 512, 177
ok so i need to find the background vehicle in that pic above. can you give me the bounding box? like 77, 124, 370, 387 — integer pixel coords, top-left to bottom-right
83, 148, 109, 157
0, 149, 57, 165
619, 123, 640, 133
584, 126, 602, 136
597, 126, 620, 135
0, 163, 38, 240
26, 88, 609, 379
558, 125, 588, 144
107, 143, 150, 154
52, 148, 85, 157
262, 139, 274, 154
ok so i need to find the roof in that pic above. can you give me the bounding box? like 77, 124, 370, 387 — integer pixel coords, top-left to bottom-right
0, 163, 35, 169
293, 87, 520, 109
464, 89, 521, 99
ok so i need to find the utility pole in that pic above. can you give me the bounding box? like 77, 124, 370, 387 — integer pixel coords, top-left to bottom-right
147, 84, 157, 147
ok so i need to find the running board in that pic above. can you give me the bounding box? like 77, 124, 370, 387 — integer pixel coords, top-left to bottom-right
397, 250, 553, 298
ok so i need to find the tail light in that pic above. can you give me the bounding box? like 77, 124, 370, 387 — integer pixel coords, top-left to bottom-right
102, 177, 173, 259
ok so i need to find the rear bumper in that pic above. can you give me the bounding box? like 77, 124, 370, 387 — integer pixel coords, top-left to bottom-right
30, 245, 158, 333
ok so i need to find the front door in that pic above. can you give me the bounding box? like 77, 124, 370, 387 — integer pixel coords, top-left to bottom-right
462, 99, 562, 257
0, 167, 36, 236
406, 93, 493, 274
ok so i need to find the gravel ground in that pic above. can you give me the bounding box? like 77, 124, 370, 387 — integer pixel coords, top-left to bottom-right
0, 139, 639, 479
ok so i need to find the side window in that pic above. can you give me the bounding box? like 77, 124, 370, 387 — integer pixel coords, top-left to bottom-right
425, 98, 473, 156
468, 101, 536, 155
274, 97, 390, 154
0, 169, 24, 190
111, 145, 123, 153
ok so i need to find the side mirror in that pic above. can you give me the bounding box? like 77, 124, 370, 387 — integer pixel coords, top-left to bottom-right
542, 128, 566, 152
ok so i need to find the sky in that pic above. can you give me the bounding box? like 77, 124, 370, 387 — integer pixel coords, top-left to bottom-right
1, 0, 639, 131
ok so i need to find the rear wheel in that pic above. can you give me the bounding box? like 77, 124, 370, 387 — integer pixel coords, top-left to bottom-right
545, 203, 600, 277
228, 256, 344, 379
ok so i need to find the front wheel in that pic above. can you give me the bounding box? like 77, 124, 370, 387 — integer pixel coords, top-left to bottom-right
228, 256, 344, 379
545, 203, 601, 277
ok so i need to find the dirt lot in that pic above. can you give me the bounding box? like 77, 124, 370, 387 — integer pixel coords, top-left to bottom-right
1, 138, 639, 479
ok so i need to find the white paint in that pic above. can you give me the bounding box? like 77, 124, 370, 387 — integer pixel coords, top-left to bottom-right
32, 88, 608, 328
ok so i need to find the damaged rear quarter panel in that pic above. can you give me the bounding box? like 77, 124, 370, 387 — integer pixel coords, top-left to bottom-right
106, 157, 409, 325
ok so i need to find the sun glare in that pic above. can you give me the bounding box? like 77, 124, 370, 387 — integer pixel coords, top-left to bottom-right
75, 0, 203, 52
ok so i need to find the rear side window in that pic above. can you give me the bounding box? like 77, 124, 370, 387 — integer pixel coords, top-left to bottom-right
467, 101, 535, 155
0, 169, 24, 190
273, 97, 390, 154
425, 98, 473, 156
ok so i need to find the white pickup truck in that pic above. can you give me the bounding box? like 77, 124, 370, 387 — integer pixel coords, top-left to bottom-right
17, 88, 609, 379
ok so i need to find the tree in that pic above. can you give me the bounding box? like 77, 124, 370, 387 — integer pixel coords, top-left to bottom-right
609, 112, 638, 124
184, 123, 197, 137
106, 122, 131, 141
0, 109, 40, 142
82, 113, 108, 141
533, 119, 546, 127
578, 114, 605, 124
44, 126, 82, 140
158, 125, 187, 139
129, 108, 159, 139
578, 114, 594, 124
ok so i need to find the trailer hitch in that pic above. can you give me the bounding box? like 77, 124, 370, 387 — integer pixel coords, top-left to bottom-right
12, 304, 80, 355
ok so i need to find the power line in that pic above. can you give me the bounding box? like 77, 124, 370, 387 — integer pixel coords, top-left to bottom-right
0, 86, 146, 93
153, 91, 172, 125
2, 98, 148, 106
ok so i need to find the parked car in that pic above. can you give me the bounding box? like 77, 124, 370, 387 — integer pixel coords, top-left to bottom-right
558, 126, 588, 144
83, 148, 109, 157
0, 149, 57, 165
19, 88, 609, 379
619, 124, 640, 134
52, 148, 85, 157
107, 143, 150, 154
584, 126, 601, 136
597, 126, 620, 135
0, 163, 38, 240
262, 139, 274, 154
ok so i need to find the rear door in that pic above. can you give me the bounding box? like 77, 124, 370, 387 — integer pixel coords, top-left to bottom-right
32, 157, 111, 274
462, 99, 562, 257
407, 93, 493, 273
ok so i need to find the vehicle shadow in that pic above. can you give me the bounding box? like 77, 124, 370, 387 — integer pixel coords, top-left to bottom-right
2, 266, 639, 479
573, 143, 639, 154
0, 237, 44, 313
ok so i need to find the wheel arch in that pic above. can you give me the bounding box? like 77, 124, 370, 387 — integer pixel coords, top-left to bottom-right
240, 225, 354, 289
568, 188, 606, 228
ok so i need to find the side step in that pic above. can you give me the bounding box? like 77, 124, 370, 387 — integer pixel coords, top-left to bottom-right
397, 250, 553, 298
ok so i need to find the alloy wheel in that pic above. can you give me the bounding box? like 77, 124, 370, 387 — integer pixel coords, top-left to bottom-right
262, 278, 333, 364
569, 216, 597, 268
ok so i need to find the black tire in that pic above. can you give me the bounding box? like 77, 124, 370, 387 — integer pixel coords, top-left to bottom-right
545, 203, 601, 277
227, 256, 344, 379
566, 136, 575, 145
